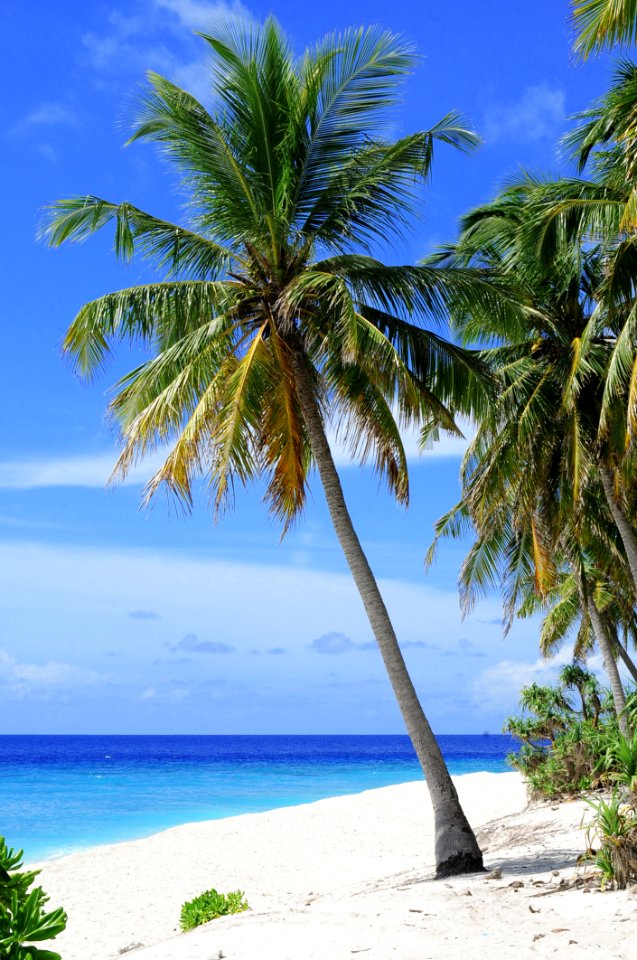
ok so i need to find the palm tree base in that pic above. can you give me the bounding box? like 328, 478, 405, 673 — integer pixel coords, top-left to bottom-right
435, 850, 485, 879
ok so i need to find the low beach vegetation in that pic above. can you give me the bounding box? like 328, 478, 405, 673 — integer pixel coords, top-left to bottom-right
0, 836, 67, 960
505, 666, 637, 799
179, 888, 249, 931
506, 668, 637, 887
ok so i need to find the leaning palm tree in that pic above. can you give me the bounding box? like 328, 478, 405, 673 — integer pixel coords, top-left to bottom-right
41, 19, 505, 876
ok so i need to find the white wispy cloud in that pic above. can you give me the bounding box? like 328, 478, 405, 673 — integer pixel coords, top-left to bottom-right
0, 539, 536, 729
81, 23, 172, 76
0, 649, 103, 699
0, 419, 473, 491
0, 450, 170, 490
81, 0, 253, 103
309, 631, 358, 654
483, 84, 565, 144
472, 647, 577, 713
9, 101, 80, 163
171, 632, 236, 654
308, 631, 432, 654
0, 539, 505, 665
140, 684, 189, 701
11, 102, 79, 138
35, 144, 58, 164
153, 0, 251, 29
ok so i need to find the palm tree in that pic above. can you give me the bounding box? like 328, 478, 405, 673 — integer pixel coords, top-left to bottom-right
526, 565, 637, 684
41, 19, 505, 876
426, 177, 634, 734
559, 663, 603, 722
521, 87, 637, 590
572, 0, 637, 57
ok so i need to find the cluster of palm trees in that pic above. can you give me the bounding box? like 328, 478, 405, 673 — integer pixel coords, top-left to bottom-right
428, 4, 637, 742
41, 3, 637, 877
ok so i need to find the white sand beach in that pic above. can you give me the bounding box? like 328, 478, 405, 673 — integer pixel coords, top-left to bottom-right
36, 772, 636, 960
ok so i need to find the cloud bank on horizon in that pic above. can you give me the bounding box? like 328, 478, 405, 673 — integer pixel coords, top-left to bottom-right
0, 538, 593, 734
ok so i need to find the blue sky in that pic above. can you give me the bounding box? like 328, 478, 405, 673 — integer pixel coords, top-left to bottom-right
0, 0, 623, 733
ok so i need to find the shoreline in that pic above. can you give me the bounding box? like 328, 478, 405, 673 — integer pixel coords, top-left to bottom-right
8, 732, 516, 862
34, 770, 637, 959
30, 765, 514, 865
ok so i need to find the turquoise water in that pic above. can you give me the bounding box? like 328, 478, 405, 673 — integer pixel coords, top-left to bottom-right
0, 735, 516, 860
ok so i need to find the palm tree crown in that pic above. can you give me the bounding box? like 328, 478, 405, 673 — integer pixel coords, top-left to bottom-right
43, 19, 491, 525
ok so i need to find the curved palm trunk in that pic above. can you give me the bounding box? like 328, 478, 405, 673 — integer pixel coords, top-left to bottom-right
291, 351, 483, 878
600, 465, 637, 597
587, 598, 630, 737
607, 620, 637, 685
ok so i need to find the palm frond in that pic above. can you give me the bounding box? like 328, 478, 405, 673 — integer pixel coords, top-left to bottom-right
293, 25, 417, 221
128, 71, 269, 245
572, 0, 637, 58
261, 331, 311, 527
62, 281, 234, 378
40, 196, 240, 276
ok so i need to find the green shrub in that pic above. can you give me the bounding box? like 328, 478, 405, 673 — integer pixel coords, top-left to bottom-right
504, 667, 637, 799
179, 889, 249, 931
596, 730, 637, 791
506, 670, 637, 882
0, 836, 67, 960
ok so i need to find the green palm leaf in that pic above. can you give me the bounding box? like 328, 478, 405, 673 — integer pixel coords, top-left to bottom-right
572, 0, 637, 58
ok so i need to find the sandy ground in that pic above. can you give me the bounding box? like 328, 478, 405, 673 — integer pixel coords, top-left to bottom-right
34, 772, 637, 960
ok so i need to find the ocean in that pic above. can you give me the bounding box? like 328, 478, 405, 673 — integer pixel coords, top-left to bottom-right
0, 734, 517, 861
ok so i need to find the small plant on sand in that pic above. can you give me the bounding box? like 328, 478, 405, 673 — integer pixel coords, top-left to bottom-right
179, 889, 249, 931
597, 729, 637, 792
0, 835, 67, 959
584, 793, 637, 889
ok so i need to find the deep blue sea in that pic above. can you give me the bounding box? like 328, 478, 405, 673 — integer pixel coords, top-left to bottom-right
0, 735, 516, 861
